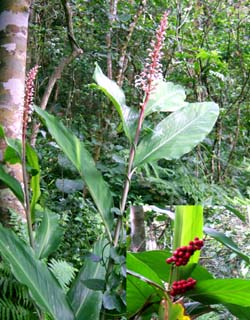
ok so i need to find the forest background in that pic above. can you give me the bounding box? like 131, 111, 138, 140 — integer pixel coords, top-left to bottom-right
27, 0, 249, 207
0, 0, 250, 319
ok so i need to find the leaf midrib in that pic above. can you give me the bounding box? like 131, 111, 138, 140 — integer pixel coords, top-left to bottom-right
135, 104, 216, 166
0, 237, 55, 317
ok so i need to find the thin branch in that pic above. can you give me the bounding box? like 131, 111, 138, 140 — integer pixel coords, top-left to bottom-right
116, 0, 147, 86
106, 0, 118, 79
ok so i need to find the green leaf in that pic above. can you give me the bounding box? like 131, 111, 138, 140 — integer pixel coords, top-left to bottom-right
4, 137, 22, 162
174, 206, 203, 261
0, 125, 4, 138
224, 205, 246, 222
68, 238, 109, 320
172, 206, 204, 281
127, 253, 163, 317
131, 250, 213, 282
204, 227, 250, 263
134, 102, 219, 167
0, 164, 24, 204
35, 209, 64, 259
92, 63, 138, 142
130, 250, 172, 282
145, 81, 187, 116
224, 303, 250, 319
0, 224, 74, 320
187, 279, 250, 307
34, 106, 114, 241
26, 144, 41, 222
81, 279, 105, 291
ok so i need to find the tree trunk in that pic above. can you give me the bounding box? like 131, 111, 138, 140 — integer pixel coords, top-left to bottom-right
130, 205, 146, 252
0, 0, 31, 222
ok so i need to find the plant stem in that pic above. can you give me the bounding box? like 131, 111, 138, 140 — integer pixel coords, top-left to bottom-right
21, 141, 34, 249
113, 92, 150, 247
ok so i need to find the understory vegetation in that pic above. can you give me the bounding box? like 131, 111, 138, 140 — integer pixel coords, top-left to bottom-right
0, 1, 249, 319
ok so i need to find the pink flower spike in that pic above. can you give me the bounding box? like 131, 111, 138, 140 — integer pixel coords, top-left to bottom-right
135, 11, 169, 100
23, 65, 39, 134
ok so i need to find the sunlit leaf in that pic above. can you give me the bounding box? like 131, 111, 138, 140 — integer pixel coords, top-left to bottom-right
187, 279, 250, 307
92, 63, 138, 141
145, 80, 187, 116
134, 102, 219, 167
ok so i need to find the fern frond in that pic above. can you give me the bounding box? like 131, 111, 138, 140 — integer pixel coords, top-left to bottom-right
0, 297, 37, 320
48, 258, 77, 292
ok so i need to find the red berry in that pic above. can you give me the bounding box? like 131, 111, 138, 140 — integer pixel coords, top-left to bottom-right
166, 258, 173, 264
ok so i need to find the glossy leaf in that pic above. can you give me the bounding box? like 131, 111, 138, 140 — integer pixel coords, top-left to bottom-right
68, 238, 109, 320
0, 224, 74, 320
92, 63, 138, 141
145, 81, 187, 116
127, 253, 163, 317
134, 102, 219, 167
131, 250, 213, 282
187, 279, 250, 307
34, 106, 114, 241
35, 209, 64, 259
0, 164, 24, 204
174, 206, 203, 261
172, 206, 204, 281
204, 227, 250, 263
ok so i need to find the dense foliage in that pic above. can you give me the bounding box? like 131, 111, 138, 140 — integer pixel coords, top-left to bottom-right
0, 1, 249, 319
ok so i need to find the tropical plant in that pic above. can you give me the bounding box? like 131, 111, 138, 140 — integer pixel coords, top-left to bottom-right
127, 206, 250, 319
0, 12, 220, 319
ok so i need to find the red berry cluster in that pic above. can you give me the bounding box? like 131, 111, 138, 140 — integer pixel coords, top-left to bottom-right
170, 278, 196, 296
166, 237, 204, 266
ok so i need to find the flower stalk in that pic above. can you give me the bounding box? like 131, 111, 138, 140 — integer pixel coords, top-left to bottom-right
113, 12, 169, 247
22, 65, 39, 248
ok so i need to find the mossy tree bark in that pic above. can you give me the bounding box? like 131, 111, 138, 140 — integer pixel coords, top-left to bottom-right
0, 0, 31, 223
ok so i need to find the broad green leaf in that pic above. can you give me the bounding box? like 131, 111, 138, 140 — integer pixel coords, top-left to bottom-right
204, 227, 250, 263
0, 224, 74, 320
92, 63, 138, 141
68, 238, 109, 320
0, 164, 24, 204
187, 279, 250, 307
34, 106, 114, 241
172, 206, 204, 281
26, 144, 41, 222
35, 209, 64, 259
131, 250, 213, 282
145, 81, 187, 116
127, 253, 163, 317
134, 102, 219, 167
130, 250, 172, 282
81, 279, 105, 291
174, 206, 203, 261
